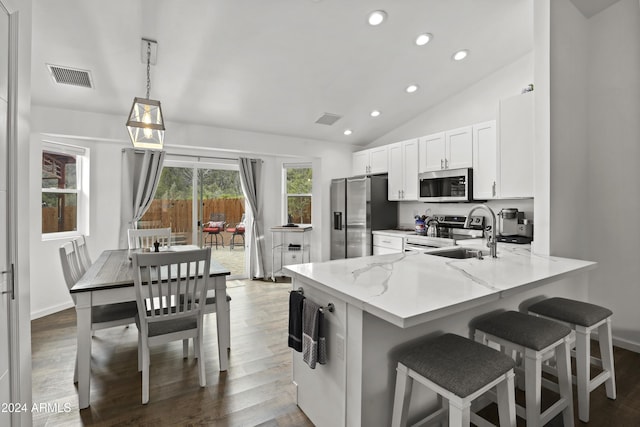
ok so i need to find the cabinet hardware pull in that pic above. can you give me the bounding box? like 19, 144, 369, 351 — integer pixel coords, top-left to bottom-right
492, 181, 496, 197
444, 159, 448, 169
440, 159, 444, 169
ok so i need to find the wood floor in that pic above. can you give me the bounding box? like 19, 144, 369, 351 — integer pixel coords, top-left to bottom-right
31, 279, 313, 426
32, 279, 640, 426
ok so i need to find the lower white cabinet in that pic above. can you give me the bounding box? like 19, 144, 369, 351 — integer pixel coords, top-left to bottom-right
372, 234, 404, 255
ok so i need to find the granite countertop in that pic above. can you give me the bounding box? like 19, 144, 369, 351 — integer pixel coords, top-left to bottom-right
284, 244, 596, 328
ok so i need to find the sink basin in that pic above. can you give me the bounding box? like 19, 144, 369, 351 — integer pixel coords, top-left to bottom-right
427, 247, 487, 259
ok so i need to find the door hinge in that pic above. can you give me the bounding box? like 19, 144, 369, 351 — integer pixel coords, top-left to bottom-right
1, 264, 15, 299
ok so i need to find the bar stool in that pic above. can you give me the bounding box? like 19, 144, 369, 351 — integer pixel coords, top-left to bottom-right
391, 333, 516, 427
474, 311, 574, 427
528, 297, 616, 422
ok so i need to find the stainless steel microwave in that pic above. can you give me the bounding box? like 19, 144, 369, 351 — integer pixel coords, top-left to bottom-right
418, 168, 473, 202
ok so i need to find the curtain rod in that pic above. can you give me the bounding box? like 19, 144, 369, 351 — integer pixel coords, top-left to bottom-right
122, 149, 263, 163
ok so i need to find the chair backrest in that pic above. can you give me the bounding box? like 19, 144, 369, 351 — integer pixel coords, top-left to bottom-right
59, 242, 84, 301
128, 227, 172, 250
72, 235, 92, 272
132, 248, 211, 327
209, 213, 225, 222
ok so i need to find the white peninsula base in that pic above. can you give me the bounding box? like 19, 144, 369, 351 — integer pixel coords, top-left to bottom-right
286, 244, 596, 426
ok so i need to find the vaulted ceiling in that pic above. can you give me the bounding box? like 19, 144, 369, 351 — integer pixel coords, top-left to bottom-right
31, 0, 533, 146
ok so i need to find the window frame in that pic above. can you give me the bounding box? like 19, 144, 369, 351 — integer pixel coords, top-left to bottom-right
282, 162, 313, 226
41, 141, 90, 240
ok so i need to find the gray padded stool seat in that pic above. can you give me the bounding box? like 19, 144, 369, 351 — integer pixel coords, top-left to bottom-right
529, 297, 616, 422
475, 311, 574, 427
391, 333, 516, 427
529, 297, 612, 327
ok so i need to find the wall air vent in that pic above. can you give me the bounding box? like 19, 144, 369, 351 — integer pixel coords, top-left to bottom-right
315, 113, 342, 126
46, 64, 94, 88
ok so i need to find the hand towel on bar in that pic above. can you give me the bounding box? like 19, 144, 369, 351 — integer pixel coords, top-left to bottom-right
288, 291, 305, 352
302, 299, 327, 368
317, 310, 327, 365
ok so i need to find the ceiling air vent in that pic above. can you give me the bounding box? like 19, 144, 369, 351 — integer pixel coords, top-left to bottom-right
315, 113, 342, 126
46, 64, 94, 89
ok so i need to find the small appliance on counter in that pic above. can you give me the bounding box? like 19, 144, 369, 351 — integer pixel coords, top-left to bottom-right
497, 208, 533, 244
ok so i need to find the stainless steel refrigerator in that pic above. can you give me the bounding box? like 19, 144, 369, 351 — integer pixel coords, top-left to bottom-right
330, 175, 398, 259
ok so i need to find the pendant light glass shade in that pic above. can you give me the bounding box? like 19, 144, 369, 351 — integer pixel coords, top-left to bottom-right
126, 97, 165, 149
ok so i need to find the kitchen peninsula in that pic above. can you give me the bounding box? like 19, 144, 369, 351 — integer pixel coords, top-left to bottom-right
284, 244, 596, 427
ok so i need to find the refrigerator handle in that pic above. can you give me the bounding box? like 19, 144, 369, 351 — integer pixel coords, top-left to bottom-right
333, 212, 343, 230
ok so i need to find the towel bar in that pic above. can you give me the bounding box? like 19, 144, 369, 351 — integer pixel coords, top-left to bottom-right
290, 287, 334, 314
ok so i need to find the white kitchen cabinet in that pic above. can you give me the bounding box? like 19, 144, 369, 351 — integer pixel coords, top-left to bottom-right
352, 146, 388, 176
498, 91, 534, 198
388, 139, 418, 201
472, 120, 497, 199
418, 132, 445, 172
419, 127, 472, 172
372, 234, 404, 255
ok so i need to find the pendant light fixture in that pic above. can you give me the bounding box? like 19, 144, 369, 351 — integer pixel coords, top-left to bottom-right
126, 38, 165, 149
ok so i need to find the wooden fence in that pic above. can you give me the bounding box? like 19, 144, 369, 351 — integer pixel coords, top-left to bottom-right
140, 198, 245, 232
42, 207, 76, 233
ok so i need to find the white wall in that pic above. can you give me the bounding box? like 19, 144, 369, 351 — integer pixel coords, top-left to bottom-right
584, 0, 640, 351
369, 52, 534, 147
549, 0, 590, 260
29, 105, 353, 318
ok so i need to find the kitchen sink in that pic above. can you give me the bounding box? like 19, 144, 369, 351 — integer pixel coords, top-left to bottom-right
427, 247, 487, 259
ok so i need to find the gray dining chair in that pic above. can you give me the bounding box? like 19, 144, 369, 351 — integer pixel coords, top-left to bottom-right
59, 241, 138, 383
132, 248, 211, 404
127, 227, 172, 250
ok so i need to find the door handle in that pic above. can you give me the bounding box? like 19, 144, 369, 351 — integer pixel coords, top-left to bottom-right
333, 212, 343, 230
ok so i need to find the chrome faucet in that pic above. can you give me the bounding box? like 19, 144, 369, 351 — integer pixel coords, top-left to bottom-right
464, 204, 498, 258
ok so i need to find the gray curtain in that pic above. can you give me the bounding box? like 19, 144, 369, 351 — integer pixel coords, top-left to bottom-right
119, 149, 166, 248
238, 157, 266, 279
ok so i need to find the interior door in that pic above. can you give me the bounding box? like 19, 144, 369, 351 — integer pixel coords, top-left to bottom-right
0, 4, 12, 424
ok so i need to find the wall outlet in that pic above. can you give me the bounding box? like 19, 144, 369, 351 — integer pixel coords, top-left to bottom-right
336, 334, 345, 360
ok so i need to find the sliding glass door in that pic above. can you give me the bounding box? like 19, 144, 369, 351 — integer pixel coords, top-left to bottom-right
139, 161, 247, 278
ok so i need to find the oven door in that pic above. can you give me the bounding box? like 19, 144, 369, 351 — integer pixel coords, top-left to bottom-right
418, 168, 472, 202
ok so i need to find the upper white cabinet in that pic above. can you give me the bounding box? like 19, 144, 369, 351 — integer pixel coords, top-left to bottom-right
351, 146, 388, 176
388, 138, 418, 201
419, 127, 472, 172
498, 91, 534, 198
472, 120, 497, 199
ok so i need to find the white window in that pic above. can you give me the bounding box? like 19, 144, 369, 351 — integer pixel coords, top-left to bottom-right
283, 163, 312, 225
41, 141, 90, 238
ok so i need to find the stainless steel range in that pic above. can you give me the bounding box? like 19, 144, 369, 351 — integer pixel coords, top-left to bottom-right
404, 215, 485, 253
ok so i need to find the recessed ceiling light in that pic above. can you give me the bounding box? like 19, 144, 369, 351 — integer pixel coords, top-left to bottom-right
368, 10, 387, 26
370, 110, 381, 117
452, 49, 469, 61
344, 129, 353, 136
415, 33, 432, 46
405, 84, 419, 94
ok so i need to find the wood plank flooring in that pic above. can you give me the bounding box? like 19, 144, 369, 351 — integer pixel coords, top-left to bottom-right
32, 279, 640, 426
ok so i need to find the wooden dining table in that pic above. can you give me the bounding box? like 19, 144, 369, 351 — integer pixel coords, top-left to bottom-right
70, 245, 231, 409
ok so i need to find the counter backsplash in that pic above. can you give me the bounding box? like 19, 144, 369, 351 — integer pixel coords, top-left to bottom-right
397, 199, 534, 229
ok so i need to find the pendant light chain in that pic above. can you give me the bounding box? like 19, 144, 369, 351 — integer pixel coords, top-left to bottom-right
145, 41, 151, 100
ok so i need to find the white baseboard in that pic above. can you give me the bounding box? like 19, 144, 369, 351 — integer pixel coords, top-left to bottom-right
31, 301, 74, 320
613, 336, 640, 354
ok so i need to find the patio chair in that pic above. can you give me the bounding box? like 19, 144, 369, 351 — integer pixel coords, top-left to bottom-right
203, 213, 226, 249
226, 213, 246, 250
